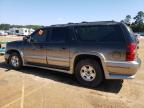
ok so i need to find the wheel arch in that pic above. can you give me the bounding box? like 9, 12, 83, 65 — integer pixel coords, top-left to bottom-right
71, 53, 107, 78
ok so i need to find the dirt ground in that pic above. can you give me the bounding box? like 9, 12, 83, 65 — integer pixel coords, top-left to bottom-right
0, 36, 144, 108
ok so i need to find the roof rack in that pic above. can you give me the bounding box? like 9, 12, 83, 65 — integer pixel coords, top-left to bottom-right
47, 21, 118, 28
67, 22, 74, 24
81, 21, 88, 23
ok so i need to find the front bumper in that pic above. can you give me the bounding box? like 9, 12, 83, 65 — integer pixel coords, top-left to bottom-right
105, 58, 141, 79
4, 53, 10, 64
0, 48, 5, 54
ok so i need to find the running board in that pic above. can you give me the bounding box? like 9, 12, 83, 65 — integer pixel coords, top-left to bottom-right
24, 64, 72, 74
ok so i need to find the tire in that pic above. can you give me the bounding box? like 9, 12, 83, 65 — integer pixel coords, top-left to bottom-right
9, 53, 23, 70
75, 59, 103, 87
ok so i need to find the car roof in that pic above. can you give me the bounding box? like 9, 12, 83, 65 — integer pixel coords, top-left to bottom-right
43, 21, 121, 29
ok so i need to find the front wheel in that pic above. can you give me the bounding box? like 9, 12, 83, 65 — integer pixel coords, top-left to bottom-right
9, 53, 23, 70
75, 59, 104, 87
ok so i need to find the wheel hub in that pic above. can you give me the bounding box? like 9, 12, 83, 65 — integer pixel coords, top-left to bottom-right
11, 56, 19, 67
80, 65, 96, 81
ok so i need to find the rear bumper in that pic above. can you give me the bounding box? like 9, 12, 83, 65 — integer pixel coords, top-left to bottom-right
105, 58, 141, 79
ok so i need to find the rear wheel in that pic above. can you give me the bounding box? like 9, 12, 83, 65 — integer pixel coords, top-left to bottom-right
75, 59, 103, 87
9, 53, 22, 70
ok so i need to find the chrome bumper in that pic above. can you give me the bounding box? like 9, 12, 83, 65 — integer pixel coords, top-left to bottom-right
4, 53, 10, 63
105, 58, 141, 79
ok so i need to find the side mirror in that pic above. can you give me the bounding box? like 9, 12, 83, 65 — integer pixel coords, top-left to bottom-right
23, 35, 31, 43
23, 36, 27, 41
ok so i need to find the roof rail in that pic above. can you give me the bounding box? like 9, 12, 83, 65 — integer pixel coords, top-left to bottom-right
48, 21, 118, 28
81, 21, 88, 23
67, 22, 74, 24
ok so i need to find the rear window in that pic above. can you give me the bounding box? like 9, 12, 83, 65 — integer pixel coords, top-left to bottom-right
75, 25, 124, 43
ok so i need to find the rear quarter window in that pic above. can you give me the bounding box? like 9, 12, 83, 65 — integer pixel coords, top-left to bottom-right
75, 25, 125, 43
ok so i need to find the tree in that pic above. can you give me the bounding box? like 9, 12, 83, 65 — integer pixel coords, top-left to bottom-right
134, 11, 144, 25
0, 24, 43, 30
124, 15, 132, 25
25, 25, 43, 30
0, 24, 11, 30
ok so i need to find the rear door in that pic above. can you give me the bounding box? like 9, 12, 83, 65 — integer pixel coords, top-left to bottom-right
46, 27, 70, 70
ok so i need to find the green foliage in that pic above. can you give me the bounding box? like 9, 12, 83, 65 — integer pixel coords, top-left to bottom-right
24, 25, 43, 30
124, 15, 131, 24
134, 11, 144, 25
0, 24, 43, 30
0, 24, 11, 30
123, 11, 144, 32
131, 23, 144, 32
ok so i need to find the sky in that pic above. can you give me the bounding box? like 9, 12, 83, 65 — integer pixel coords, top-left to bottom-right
0, 0, 144, 26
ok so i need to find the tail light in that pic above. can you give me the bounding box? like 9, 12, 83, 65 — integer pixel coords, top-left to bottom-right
126, 43, 136, 61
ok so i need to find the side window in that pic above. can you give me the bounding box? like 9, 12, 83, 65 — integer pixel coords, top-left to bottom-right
50, 27, 69, 43
31, 29, 48, 43
76, 25, 124, 43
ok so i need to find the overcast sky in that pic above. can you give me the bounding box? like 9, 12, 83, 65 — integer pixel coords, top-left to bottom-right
0, 0, 144, 25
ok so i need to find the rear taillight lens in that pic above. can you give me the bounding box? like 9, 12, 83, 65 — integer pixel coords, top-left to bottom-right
126, 43, 136, 61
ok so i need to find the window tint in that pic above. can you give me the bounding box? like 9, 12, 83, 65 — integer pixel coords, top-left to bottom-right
31, 29, 48, 42
50, 27, 68, 43
75, 25, 124, 42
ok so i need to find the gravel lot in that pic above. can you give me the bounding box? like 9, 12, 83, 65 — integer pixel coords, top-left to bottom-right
0, 36, 144, 108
